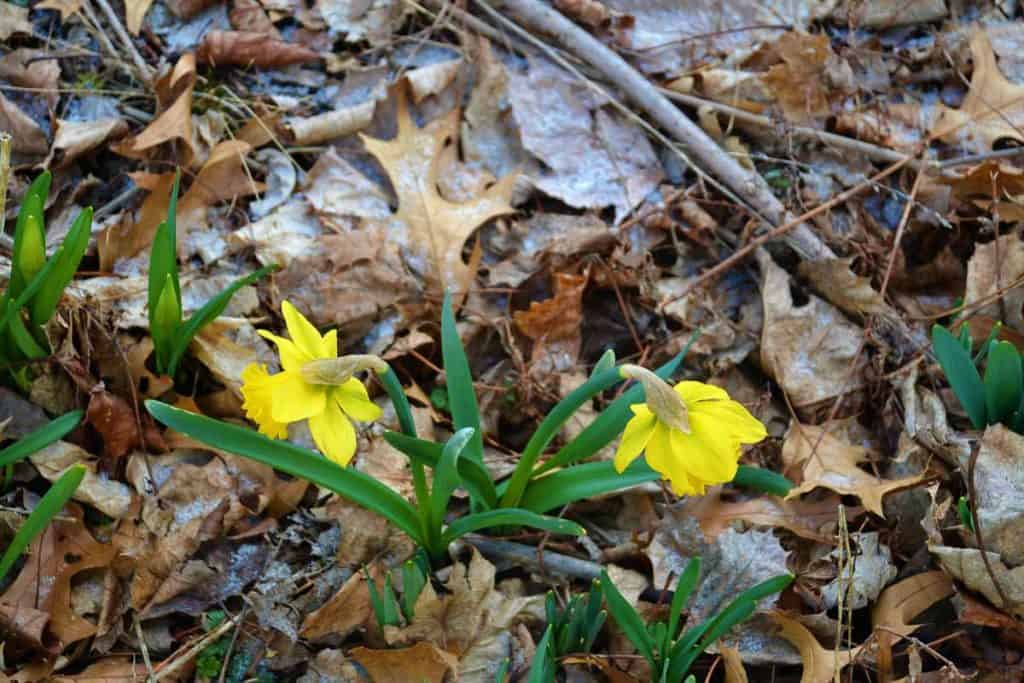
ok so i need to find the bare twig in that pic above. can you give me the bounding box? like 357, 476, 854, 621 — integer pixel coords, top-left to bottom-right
152, 613, 239, 682
133, 615, 156, 682
0, 134, 10, 236
90, 0, 154, 81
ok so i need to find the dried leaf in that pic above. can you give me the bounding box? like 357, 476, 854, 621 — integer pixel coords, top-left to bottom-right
963, 232, 1024, 338
197, 30, 321, 67
721, 645, 749, 683
686, 488, 847, 543
933, 30, 1024, 152
124, 0, 154, 33
514, 272, 587, 372
758, 250, 866, 411
831, 0, 946, 27
0, 49, 60, 107
508, 56, 663, 223
0, 504, 116, 646
316, 0, 408, 45
86, 387, 163, 459
967, 425, 1024, 565
0, 93, 48, 158
761, 32, 834, 123
300, 564, 381, 641
349, 642, 458, 683
361, 84, 518, 294
783, 423, 927, 516
930, 545, 1024, 618
768, 611, 861, 683
0, 2, 32, 40
871, 571, 954, 637
229, 0, 279, 34
112, 54, 197, 166
45, 118, 129, 168
284, 100, 377, 145
798, 257, 889, 316
30, 441, 135, 519
820, 532, 896, 610
553, 0, 611, 27
407, 59, 462, 103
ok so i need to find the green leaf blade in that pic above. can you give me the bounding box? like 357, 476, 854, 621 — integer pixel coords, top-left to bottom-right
441, 291, 485, 472
518, 459, 660, 513
984, 340, 1023, 425
932, 324, 988, 428
441, 509, 584, 546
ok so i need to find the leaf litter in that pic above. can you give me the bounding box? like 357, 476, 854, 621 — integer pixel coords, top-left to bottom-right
3, 0, 1024, 680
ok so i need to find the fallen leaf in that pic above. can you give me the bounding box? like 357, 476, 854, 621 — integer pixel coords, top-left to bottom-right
304, 147, 392, 226
933, 30, 1024, 152
508, 56, 663, 223
514, 272, 587, 373
179, 139, 262, 217
112, 53, 197, 166
230, 197, 323, 266
0, 93, 48, 159
300, 564, 382, 641
488, 213, 613, 288
462, 38, 527, 178
229, 0, 280, 35
316, 0, 409, 45
966, 425, 1024, 566
349, 642, 458, 683
963, 232, 1024, 339
0, 49, 60, 107
197, 30, 321, 67
312, 498, 415, 568
872, 571, 954, 637
685, 487, 848, 543
761, 32, 834, 123
0, 2, 32, 40
361, 83, 518, 295
86, 386, 164, 459
0, 504, 116, 647
930, 545, 1024, 619
124, 0, 153, 32
97, 172, 176, 270
407, 59, 462, 103
30, 441, 135, 518
783, 423, 928, 517
820, 532, 896, 610
553, 0, 612, 27
831, 0, 946, 26
384, 549, 544, 658
768, 611, 861, 683
45, 118, 129, 168
758, 250, 866, 412
249, 148, 296, 218
798, 257, 889, 316
168, 0, 219, 18
283, 100, 377, 145
955, 590, 1024, 635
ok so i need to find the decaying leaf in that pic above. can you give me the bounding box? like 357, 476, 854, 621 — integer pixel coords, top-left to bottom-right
197, 30, 321, 67
768, 611, 862, 683
112, 53, 197, 165
317, 0, 409, 45
349, 642, 458, 683
930, 545, 1024, 618
758, 250, 866, 412
86, 387, 164, 459
30, 441, 135, 518
798, 257, 889, 316
0, 2, 32, 40
361, 85, 518, 295
761, 32, 835, 123
820, 532, 896, 610
514, 272, 587, 373
783, 423, 928, 516
384, 550, 544, 662
721, 645, 749, 683
968, 425, 1024, 566
508, 56, 663, 223
933, 30, 1024, 152
0, 504, 116, 647
0, 92, 48, 159
300, 564, 382, 641
45, 118, 129, 168
872, 571, 954, 637
963, 232, 1024, 338
680, 487, 846, 543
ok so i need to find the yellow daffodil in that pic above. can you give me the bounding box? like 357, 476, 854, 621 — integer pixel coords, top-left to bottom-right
614, 366, 767, 496
240, 301, 383, 466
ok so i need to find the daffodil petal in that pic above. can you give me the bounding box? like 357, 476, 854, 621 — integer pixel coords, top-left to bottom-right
335, 378, 382, 422
270, 371, 327, 422
643, 423, 673, 478
240, 363, 288, 438
675, 381, 730, 404
309, 399, 357, 466
258, 330, 311, 371
320, 329, 338, 360
691, 399, 767, 444
673, 417, 740, 483
630, 403, 653, 418
614, 410, 657, 472
282, 300, 330, 360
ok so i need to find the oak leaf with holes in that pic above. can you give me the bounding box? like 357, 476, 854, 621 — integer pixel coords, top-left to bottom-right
361, 84, 518, 296
782, 424, 927, 516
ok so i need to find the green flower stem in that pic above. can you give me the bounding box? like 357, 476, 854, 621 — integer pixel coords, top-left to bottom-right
500, 367, 624, 508
377, 365, 432, 549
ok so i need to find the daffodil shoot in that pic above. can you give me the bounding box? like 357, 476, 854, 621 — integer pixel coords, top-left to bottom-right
241, 301, 383, 466
614, 366, 767, 496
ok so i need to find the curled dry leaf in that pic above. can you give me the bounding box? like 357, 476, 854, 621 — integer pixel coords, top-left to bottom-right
361, 83, 518, 295
45, 118, 129, 168
758, 250, 865, 412
0, 49, 60, 107
86, 387, 165, 459
0, 504, 116, 647
721, 645, 749, 683
300, 563, 383, 641
317, 0, 409, 45
933, 30, 1024, 152
198, 30, 321, 68
798, 257, 888, 317
167, 0, 220, 19
783, 423, 928, 517
0, 92, 48, 158
831, 0, 946, 26
685, 487, 849, 543
554, 0, 612, 27
112, 53, 197, 166
768, 611, 862, 683
284, 100, 377, 145
406, 59, 462, 103
349, 642, 458, 683
30, 441, 135, 518
230, 0, 280, 36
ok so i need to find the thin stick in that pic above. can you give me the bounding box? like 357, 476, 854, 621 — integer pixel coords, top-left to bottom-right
90, 0, 154, 81
486, 0, 833, 263
0, 134, 10, 236
133, 615, 156, 682
152, 613, 239, 681
661, 88, 923, 170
